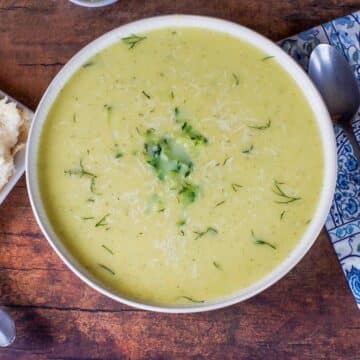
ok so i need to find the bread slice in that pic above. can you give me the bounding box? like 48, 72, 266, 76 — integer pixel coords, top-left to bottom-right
0, 98, 29, 191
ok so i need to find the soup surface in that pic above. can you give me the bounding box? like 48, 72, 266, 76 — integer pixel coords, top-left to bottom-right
39, 28, 323, 305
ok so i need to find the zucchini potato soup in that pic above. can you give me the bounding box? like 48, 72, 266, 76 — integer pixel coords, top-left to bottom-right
38, 28, 323, 305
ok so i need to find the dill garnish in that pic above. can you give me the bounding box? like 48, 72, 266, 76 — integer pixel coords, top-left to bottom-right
232, 73, 240, 86
248, 119, 271, 130
73, 113, 77, 122
242, 144, 254, 154
104, 104, 112, 112
101, 244, 114, 255
95, 214, 109, 227
179, 296, 204, 303
180, 230, 185, 236
262, 55, 274, 61
194, 227, 218, 240
90, 178, 98, 194
215, 200, 225, 207
142, 90, 151, 99
213, 261, 222, 270
280, 211, 286, 220
104, 104, 112, 123
144, 134, 193, 181
65, 159, 96, 178
170, 90, 175, 99
122, 34, 147, 49
113, 144, 123, 159
87, 198, 95, 202
178, 182, 199, 205
272, 180, 301, 204
177, 219, 186, 226
82, 61, 94, 68
82, 216, 94, 220
251, 230, 276, 249
181, 121, 208, 145
222, 156, 231, 166
174, 107, 208, 145
98, 263, 115, 275
231, 183, 243, 192
65, 159, 98, 193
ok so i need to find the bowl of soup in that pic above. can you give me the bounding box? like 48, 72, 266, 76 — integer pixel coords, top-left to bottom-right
26, 15, 337, 312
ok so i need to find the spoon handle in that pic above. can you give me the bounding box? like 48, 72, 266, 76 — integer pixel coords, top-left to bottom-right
342, 121, 360, 164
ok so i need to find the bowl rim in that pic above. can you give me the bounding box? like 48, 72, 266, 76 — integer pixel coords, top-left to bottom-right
26, 14, 337, 313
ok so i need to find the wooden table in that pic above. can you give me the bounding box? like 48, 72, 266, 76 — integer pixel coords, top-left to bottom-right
0, 1, 359, 359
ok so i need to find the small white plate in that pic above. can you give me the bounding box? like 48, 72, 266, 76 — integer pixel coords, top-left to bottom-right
0, 90, 33, 205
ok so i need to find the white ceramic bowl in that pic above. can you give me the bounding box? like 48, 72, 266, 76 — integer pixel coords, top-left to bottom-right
26, 15, 337, 313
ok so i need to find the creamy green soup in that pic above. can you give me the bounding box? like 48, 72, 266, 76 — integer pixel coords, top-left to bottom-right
38, 28, 323, 305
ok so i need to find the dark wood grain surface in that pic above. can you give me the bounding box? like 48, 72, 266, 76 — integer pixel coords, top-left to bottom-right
0, 1, 359, 359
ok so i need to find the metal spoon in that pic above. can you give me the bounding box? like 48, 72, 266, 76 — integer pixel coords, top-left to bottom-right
308, 43, 360, 161
0, 309, 15, 347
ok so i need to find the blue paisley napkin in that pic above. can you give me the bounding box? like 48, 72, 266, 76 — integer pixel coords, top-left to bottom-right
278, 11, 360, 309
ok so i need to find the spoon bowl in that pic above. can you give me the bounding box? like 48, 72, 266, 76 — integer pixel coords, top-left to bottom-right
308, 44, 360, 122
309, 43, 360, 159
0, 310, 16, 347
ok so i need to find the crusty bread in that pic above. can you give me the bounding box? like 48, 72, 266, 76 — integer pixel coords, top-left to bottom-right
0, 98, 29, 191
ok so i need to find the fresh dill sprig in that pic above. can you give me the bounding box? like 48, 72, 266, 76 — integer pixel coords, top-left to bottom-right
64, 159, 97, 178
82, 61, 95, 68
248, 119, 271, 130
95, 214, 109, 227
101, 244, 114, 255
213, 261, 222, 270
142, 90, 151, 99
122, 34, 147, 49
82, 216, 94, 220
98, 263, 115, 275
272, 180, 301, 204
179, 296, 204, 303
231, 183, 243, 192
90, 177, 99, 195
177, 218, 186, 226
194, 227, 218, 240
222, 156, 231, 166
144, 134, 194, 182
262, 55, 275, 61
280, 211, 286, 220
251, 230, 276, 250
242, 144, 254, 154
178, 182, 199, 205
181, 121, 208, 145
113, 144, 123, 159
232, 73, 240, 86
215, 200, 225, 207
174, 107, 208, 145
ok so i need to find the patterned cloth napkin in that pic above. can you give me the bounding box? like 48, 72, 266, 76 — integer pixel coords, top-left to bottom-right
278, 11, 360, 309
